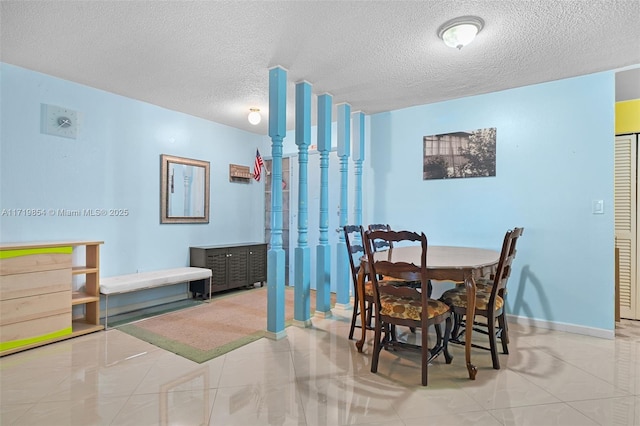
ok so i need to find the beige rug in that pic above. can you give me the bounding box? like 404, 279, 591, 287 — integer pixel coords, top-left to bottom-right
117, 286, 328, 363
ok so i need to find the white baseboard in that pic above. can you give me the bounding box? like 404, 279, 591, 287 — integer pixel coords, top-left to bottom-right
506, 314, 614, 340
334, 302, 353, 311
314, 310, 333, 319
292, 318, 313, 328
263, 329, 288, 340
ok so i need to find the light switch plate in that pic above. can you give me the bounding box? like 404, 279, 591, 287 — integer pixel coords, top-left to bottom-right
592, 200, 604, 214
41, 104, 78, 139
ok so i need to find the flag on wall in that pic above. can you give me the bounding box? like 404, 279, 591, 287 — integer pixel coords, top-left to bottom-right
253, 149, 264, 181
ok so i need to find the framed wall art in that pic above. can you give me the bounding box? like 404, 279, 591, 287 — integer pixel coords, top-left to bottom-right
423, 127, 496, 180
160, 154, 210, 224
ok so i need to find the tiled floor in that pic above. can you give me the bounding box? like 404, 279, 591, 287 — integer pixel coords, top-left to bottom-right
1, 309, 639, 425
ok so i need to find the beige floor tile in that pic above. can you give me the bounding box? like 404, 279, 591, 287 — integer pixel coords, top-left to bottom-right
132, 351, 224, 395
209, 381, 305, 426
2, 312, 640, 426
489, 402, 600, 425
403, 410, 503, 426
110, 389, 215, 426
291, 340, 370, 379
462, 369, 561, 410
217, 350, 297, 388
515, 360, 631, 401
38, 354, 155, 402
7, 396, 128, 426
0, 403, 33, 425
391, 386, 485, 419
568, 395, 640, 425
296, 374, 404, 426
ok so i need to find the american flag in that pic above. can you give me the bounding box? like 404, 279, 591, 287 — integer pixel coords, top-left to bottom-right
253, 149, 264, 181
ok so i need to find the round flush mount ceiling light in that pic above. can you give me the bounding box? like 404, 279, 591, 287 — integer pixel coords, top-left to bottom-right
437, 16, 484, 50
248, 108, 261, 125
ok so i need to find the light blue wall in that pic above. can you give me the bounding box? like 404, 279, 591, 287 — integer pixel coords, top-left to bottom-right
1, 63, 617, 332
1, 63, 269, 311
365, 72, 615, 332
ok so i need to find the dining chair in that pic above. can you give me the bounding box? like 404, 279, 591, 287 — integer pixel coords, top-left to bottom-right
368, 223, 433, 297
368, 223, 424, 336
345, 224, 417, 342
439, 227, 524, 370
343, 225, 374, 340
367, 224, 392, 252
363, 229, 453, 386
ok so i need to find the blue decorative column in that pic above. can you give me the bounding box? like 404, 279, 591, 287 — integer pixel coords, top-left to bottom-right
335, 103, 351, 309
266, 66, 287, 339
352, 112, 365, 226
293, 81, 312, 327
315, 93, 332, 317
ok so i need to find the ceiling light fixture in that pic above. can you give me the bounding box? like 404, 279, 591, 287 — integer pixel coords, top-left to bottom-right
437, 16, 484, 50
248, 108, 261, 125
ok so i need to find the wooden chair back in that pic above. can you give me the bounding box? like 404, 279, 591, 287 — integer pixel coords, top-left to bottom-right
343, 225, 365, 289
367, 223, 393, 252
364, 229, 429, 309
490, 227, 524, 302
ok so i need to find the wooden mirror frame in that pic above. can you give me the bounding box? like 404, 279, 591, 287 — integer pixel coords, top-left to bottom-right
160, 154, 210, 224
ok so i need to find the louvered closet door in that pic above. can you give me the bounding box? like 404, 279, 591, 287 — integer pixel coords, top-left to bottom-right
615, 135, 638, 319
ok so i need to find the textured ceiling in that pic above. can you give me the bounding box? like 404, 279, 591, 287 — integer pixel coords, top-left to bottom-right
1, 1, 639, 135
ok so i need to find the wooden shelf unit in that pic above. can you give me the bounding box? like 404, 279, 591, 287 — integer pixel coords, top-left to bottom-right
71, 241, 101, 329
0, 240, 104, 356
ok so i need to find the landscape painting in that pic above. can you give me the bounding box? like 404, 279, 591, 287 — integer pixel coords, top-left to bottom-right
423, 127, 497, 180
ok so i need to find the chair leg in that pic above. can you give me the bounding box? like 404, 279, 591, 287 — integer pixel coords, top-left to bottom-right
443, 315, 453, 364
451, 313, 463, 342
429, 324, 441, 355
498, 313, 509, 354
487, 315, 500, 370
371, 320, 385, 374
366, 301, 374, 328
348, 298, 359, 340
421, 322, 429, 386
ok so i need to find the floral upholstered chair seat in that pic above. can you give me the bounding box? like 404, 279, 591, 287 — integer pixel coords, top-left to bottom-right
444, 277, 494, 295
440, 288, 504, 311
379, 294, 451, 321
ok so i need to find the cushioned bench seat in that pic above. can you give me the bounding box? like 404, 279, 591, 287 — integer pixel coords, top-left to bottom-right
101, 267, 212, 328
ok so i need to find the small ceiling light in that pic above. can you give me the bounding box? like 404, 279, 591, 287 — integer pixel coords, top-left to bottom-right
248, 108, 261, 125
437, 16, 484, 50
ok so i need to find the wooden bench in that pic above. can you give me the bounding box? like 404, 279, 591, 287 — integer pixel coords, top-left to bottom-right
100, 267, 212, 328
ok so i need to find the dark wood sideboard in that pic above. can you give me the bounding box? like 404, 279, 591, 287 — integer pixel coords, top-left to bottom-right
189, 243, 267, 295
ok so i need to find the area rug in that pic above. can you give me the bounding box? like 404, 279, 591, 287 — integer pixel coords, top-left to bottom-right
117, 286, 328, 363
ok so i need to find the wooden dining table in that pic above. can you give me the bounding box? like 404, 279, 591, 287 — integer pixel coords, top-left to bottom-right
355, 245, 500, 380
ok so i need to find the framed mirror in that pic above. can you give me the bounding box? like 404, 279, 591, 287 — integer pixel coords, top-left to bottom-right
160, 154, 210, 224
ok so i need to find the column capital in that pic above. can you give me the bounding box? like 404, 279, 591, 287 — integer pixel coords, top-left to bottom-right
269, 67, 287, 139
337, 103, 351, 158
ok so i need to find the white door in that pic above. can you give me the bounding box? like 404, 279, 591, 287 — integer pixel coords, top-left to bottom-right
615, 134, 639, 319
